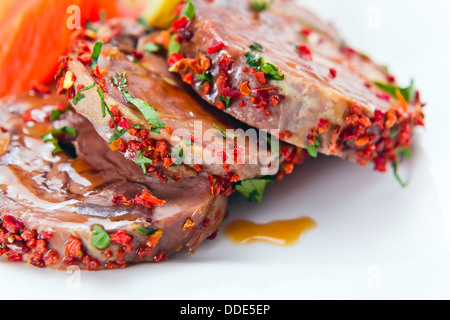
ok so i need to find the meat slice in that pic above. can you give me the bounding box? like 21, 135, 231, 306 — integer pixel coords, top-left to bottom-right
168, 0, 425, 172
58, 19, 303, 184
0, 92, 228, 270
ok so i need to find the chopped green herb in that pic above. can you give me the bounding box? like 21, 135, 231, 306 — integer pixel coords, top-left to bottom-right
134, 124, 142, 130
306, 139, 321, 158
249, 42, 264, 52
108, 129, 128, 144
171, 146, 184, 166
213, 123, 231, 139
168, 34, 182, 55
79, 83, 96, 92
180, 1, 196, 20
49, 107, 69, 121
393, 160, 407, 188
121, 89, 166, 130
136, 227, 157, 236
42, 126, 77, 154
91, 225, 110, 250
248, 0, 274, 12
195, 72, 213, 85
144, 42, 161, 54
91, 41, 103, 69
135, 149, 153, 174
374, 80, 415, 102
137, 17, 152, 33
72, 91, 85, 105
218, 95, 231, 109
244, 51, 284, 81
235, 177, 274, 203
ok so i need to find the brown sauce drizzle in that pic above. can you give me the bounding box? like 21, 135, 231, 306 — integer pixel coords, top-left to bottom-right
224, 217, 316, 246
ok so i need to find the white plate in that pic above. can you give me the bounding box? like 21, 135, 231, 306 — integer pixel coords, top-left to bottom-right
1, 0, 449, 300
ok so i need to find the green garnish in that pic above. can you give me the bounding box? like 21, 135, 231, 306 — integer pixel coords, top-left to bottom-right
168, 34, 182, 55
306, 139, 321, 158
137, 17, 152, 33
218, 95, 231, 109
249, 42, 264, 52
195, 72, 213, 85
42, 126, 77, 154
108, 129, 128, 144
91, 225, 110, 250
136, 227, 157, 236
135, 149, 153, 174
168, 1, 196, 55
180, 1, 196, 20
248, 0, 274, 12
121, 89, 166, 130
244, 50, 284, 81
112, 72, 127, 90
72, 91, 85, 105
80, 83, 96, 92
213, 123, 231, 139
374, 80, 415, 102
393, 160, 407, 188
171, 146, 184, 166
144, 42, 162, 54
91, 41, 103, 69
235, 178, 275, 203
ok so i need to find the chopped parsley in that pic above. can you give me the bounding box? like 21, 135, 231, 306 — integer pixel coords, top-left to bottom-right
248, 0, 274, 12
244, 50, 284, 81
135, 149, 153, 174
91, 41, 103, 69
213, 123, 231, 140
249, 42, 264, 52
144, 42, 162, 54
393, 160, 407, 188
374, 80, 415, 102
121, 89, 166, 131
137, 17, 152, 33
42, 126, 78, 154
195, 72, 213, 85
218, 95, 231, 109
91, 225, 110, 250
306, 139, 321, 158
136, 227, 157, 236
171, 146, 184, 166
235, 177, 275, 203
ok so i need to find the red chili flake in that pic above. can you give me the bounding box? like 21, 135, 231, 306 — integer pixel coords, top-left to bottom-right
218, 53, 233, 76
139, 129, 150, 140
207, 41, 225, 54
32, 83, 51, 96
374, 156, 387, 172
172, 16, 189, 31
154, 250, 168, 262
238, 100, 246, 107
387, 74, 396, 83
182, 218, 197, 231
92, 65, 108, 93
137, 247, 153, 260
207, 231, 218, 240
110, 105, 121, 117
376, 92, 391, 102
193, 165, 203, 172
118, 142, 128, 153
131, 190, 166, 210
21, 229, 36, 241
203, 218, 211, 228
223, 164, 230, 172
65, 236, 84, 260
147, 230, 163, 247
85, 259, 101, 271
298, 44, 313, 61
299, 27, 313, 38
329, 68, 337, 78
35, 239, 47, 254
128, 140, 144, 152
110, 231, 133, 253
7, 249, 23, 262
44, 250, 59, 266
165, 124, 174, 135
182, 73, 194, 85
3, 215, 24, 233
156, 140, 169, 158
132, 50, 144, 61
202, 81, 211, 95
22, 112, 35, 123
217, 151, 227, 163
167, 52, 185, 67
109, 116, 119, 129
340, 46, 356, 55
230, 174, 240, 183
328, 126, 342, 154
254, 72, 266, 85
164, 157, 176, 168
119, 118, 129, 129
